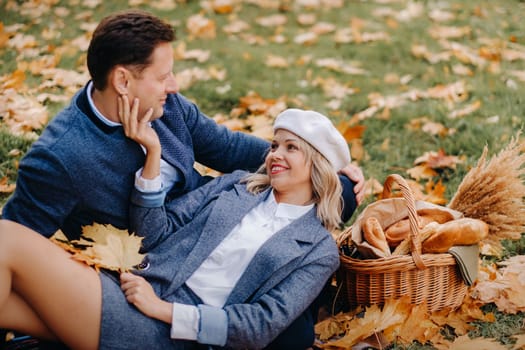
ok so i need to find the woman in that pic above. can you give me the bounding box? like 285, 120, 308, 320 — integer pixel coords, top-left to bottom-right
0, 106, 350, 349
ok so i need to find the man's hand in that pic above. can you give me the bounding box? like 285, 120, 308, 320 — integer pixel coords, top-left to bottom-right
339, 163, 365, 205
120, 272, 172, 324
118, 95, 159, 152
119, 95, 161, 180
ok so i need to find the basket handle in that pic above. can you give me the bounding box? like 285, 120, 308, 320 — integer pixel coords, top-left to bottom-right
382, 174, 426, 270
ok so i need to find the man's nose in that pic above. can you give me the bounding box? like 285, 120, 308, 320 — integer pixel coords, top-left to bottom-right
166, 73, 178, 93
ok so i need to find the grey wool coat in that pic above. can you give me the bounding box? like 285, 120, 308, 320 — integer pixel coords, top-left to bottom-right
98, 171, 340, 349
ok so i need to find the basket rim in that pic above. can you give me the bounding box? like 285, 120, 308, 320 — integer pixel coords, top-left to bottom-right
339, 250, 457, 272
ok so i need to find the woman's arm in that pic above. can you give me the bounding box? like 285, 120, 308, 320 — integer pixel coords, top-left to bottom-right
120, 272, 172, 323
129, 170, 246, 250
121, 237, 339, 349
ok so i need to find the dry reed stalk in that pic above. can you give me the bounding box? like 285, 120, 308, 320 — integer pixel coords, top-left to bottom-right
448, 133, 525, 251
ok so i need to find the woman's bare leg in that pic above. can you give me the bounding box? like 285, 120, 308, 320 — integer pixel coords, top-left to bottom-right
0, 220, 102, 350
0, 292, 55, 340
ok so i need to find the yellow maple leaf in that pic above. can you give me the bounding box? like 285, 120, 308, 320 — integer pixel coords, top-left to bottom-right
52, 223, 144, 273
80, 224, 144, 272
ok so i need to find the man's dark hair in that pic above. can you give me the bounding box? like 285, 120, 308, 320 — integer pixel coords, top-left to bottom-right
87, 9, 175, 90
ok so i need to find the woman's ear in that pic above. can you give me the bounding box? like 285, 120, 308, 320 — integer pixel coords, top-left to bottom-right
111, 66, 129, 95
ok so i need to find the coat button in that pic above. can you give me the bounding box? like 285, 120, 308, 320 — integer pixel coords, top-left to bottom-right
136, 257, 150, 270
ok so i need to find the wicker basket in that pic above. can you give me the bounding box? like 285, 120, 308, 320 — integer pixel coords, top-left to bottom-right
336, 174, 468, 313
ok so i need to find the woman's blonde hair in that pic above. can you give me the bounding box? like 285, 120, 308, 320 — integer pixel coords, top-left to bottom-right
243, 138, 343, 231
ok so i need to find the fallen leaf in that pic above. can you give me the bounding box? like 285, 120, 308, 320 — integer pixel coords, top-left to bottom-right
448, 334, 507, 350
186, 14, 216, 39
0, 177, 16, 193
449, 100, 482, 119
51, 223, 145, 273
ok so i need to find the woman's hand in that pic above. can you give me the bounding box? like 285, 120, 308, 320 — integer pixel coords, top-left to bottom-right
120, 272, 172, 323
118, 95, 160, 153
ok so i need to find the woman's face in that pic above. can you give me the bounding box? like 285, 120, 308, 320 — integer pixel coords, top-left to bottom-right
265, 129, 313, 204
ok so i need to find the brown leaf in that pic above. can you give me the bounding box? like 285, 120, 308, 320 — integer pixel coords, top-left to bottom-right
349, 139, 365, 162
512, 333, 525, 349
406, 164, 439, 181
0, 177, 15, 194
422, 179, 447, 205
448, 334, 507, 350
449, 100, 482, 119
265, 54, 289, 68
186, 14, 216, 39
362, 178, 384, 199
414, 149, 463, 170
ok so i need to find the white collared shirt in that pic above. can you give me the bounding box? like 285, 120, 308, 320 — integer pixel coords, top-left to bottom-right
170, 191, 313, 340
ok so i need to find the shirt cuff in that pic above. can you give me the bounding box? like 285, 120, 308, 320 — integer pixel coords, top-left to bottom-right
197, 304, 228, 346
170, 303, 199, 340
135, 168, 162, 192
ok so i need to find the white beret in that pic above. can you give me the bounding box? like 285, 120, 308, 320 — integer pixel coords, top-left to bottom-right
273, 108, 351, 171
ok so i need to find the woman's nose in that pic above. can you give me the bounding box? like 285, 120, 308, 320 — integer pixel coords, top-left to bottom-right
271, 149, 284, 160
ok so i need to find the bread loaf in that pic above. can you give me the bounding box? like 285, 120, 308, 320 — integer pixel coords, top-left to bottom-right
363, 216, 391, 257
385, 208, 455, 247
422, 217, 488, 254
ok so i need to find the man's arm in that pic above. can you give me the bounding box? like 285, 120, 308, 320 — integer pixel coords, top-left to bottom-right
2, 147, 79, 237
170, 93, 270, 173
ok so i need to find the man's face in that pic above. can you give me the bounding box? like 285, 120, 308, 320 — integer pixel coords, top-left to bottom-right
127, 42, 178, 121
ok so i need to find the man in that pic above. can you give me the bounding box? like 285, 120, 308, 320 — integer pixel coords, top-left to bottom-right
2, 9, 364, 349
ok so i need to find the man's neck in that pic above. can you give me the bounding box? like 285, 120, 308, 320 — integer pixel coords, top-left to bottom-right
91, 87, 120, 123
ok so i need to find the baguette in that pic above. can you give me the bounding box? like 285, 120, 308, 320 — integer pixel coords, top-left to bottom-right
385, 208, 455, 247
363, 216, 391, 257
422, 218, 488, 254
392, 222, 439, 255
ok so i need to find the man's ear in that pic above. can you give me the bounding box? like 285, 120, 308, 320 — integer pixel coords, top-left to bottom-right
111, 66, 129, 95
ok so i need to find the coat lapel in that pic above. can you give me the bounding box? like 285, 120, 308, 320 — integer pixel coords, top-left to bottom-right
166, 185, 267, 291
225, 209, 321, 304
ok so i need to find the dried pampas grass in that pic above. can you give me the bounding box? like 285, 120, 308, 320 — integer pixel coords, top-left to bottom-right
448, 133, 525, 252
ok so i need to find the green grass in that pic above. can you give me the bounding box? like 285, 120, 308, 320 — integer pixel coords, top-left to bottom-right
1, 0, 525, 348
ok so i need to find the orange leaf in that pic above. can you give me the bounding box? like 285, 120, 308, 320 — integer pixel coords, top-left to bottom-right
338, 122, 366, 142
1, 69, 25, 90
407, 164, 439, 181
422, 179, 447, 205
0, 176, 15, 194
